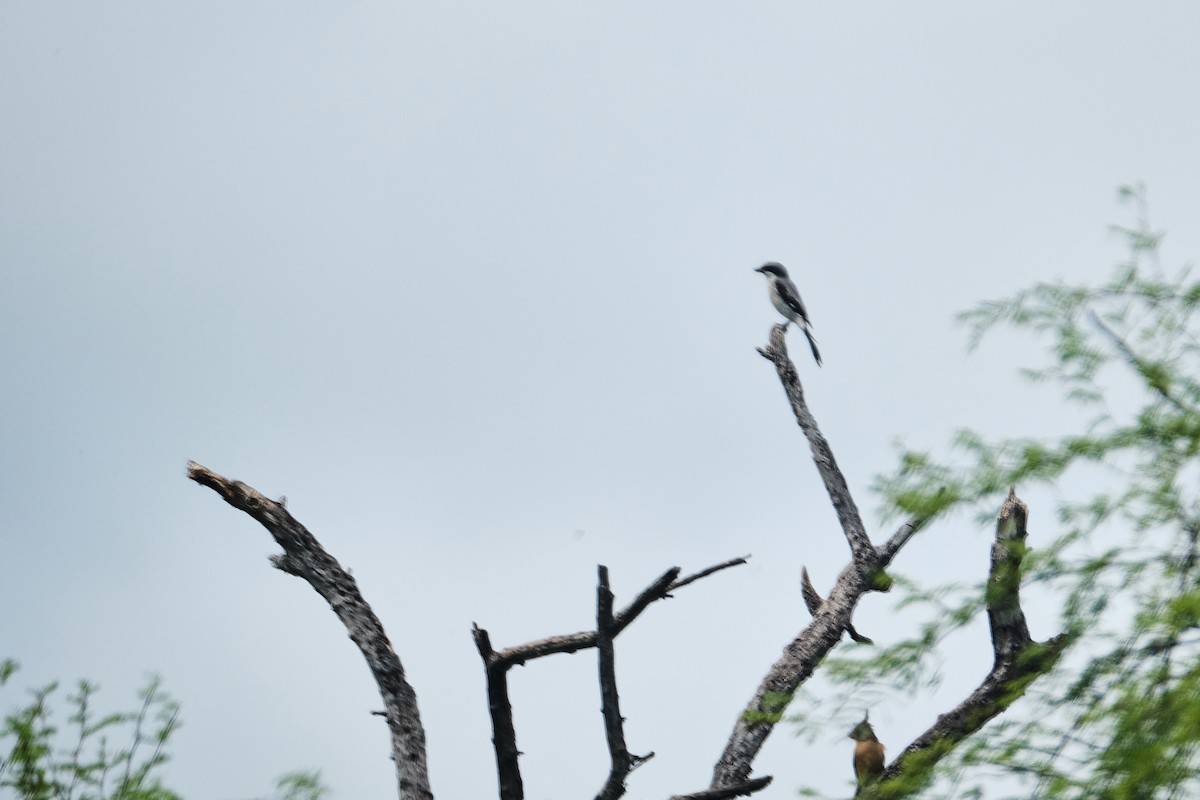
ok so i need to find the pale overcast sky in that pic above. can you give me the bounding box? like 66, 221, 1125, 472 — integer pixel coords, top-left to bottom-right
4, 3, 1200, 799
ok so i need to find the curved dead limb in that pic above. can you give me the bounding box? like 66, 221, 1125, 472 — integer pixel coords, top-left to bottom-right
186, 461, 432, 800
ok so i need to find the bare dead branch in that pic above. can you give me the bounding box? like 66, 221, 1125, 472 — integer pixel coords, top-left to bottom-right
493, 558, 748, 668
710, 562, 875, 787
474, 558, 745, 800
612, 567, 684, 639
757, 324, 876, 564
472, 625, 523, 800
801, 567, 873, 645
869, 489, 1071, 798
988, 488, 1033, 657
709, 333, 931, 789
489, 568, 679, 668
595, 566, 654, 800
670, 555, 750, 591
877, 516, 925, 565
669, 775, 773, 800
186, 461, 432, 800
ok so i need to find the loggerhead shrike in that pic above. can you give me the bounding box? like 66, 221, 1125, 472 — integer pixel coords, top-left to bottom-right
755, 262, 822, 366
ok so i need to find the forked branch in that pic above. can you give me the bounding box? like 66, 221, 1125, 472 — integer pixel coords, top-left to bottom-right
710, 330, 928, 789
801, 567, 873, 645
867, 489, 1070, 798
474, 557, 748, 800
488, 558, 749, 669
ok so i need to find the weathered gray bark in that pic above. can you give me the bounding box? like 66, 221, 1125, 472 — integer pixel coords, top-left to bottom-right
802, 567, 872, 644
185, 321, 1064, 800
708, 326, 1066, 797
756, 325, 877, 565
186, 461, 433, 800
709, 326, 926, 789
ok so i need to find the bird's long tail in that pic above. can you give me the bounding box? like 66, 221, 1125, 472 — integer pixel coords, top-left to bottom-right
802, 326, 823, 367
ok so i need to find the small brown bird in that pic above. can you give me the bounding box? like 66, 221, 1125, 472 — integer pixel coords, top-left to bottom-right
849, 713, 885, 797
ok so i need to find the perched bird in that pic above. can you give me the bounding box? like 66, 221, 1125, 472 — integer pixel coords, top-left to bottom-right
754, 262, 822, 365
849, 713, 885, 797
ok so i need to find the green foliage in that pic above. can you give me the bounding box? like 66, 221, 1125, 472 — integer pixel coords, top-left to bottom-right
272, 771, 329, 800
0, 666, 330, 800
743, 691, 794, 725
807, 186, 1200, 798
0, 662, 182, 800
870, 568, 896, 593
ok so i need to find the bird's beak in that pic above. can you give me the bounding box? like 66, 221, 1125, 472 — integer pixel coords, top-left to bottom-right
753, 266, 764, 273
